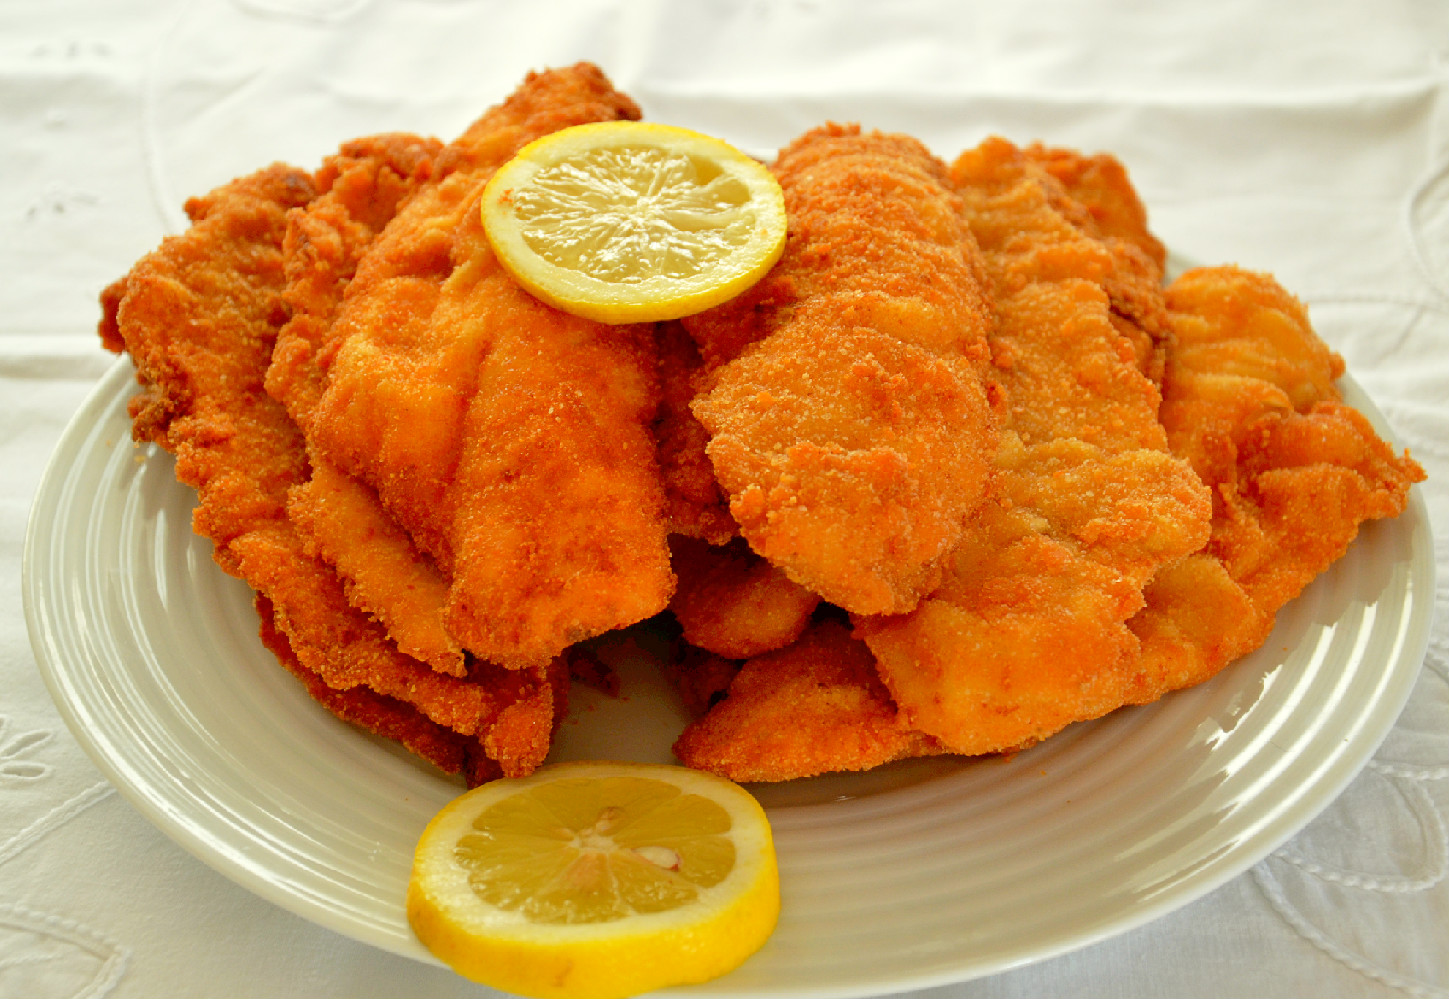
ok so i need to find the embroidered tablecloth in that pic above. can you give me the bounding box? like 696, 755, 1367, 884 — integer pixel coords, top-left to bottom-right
3, 2, 1445, 996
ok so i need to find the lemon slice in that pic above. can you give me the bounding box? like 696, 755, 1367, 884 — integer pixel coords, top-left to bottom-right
407, 761, 780, 999
481, 121, 787, 324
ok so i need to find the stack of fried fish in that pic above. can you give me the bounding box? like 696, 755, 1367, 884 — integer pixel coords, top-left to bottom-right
99, 63, 1424, 786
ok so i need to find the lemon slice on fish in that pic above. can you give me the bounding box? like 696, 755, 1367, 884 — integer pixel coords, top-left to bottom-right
481, 121, 787, 324
407, 761, 780, 999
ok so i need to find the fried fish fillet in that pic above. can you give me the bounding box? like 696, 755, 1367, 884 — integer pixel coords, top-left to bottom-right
667, 535, 820, 659
674, 137, 1205, 779
1023, 144, 1173, 385
1124, 266, 1426, 695
855, 137, 1212, 757
263, 133, 469, 675
653, 322, 737, 544
687, 124, 999, 616
304, 63, 674, 669
254, 594, 470, 776
1024, 143, 1167, 271
285, 457, 463, 674
266, 133, 443, 432
99, 162, 562, 781
673, 619, 946, 783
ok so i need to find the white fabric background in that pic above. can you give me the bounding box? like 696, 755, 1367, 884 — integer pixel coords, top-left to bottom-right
3, 1, 1446, 996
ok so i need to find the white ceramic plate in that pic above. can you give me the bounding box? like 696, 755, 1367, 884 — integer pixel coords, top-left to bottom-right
25, 357, 1434, 997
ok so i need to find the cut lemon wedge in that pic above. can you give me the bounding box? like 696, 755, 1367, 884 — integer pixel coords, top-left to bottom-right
481, 121, 787, 324
407, 761, 780, 999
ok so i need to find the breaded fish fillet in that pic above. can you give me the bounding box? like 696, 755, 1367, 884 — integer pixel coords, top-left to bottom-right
667, 535, 820, 659
305, 63, 674, 668
285, 458, 463, 674
653, 322, 737, 544
688, 124, 999, 616
254, 595, 470, 775
1024, 144, 1173, 385
856, 137, 1212, 757
267, 133, 443, 431
1125, 266, 1426, 695
264, 133, 468, 675
673, 619, 946, 783
1024, 144, 1167, 271
98, 163, 562, 781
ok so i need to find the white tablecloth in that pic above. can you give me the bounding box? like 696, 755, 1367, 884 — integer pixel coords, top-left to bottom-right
3, 1, 1446, 996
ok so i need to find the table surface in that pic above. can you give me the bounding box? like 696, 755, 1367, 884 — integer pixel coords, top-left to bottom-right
3, 2, 1446, 997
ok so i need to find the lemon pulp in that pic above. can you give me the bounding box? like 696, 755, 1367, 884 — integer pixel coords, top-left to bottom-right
515, 146, 758, 286
456, 774, 735, 923
482, 122, 786, 324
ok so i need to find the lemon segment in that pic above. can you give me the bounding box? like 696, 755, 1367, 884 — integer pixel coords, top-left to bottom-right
407, 761, 780, 999
481, 121, 787, 324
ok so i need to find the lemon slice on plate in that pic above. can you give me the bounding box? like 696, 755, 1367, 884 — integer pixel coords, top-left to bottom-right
481, 121, 787, 324
407, 761, 780, 999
